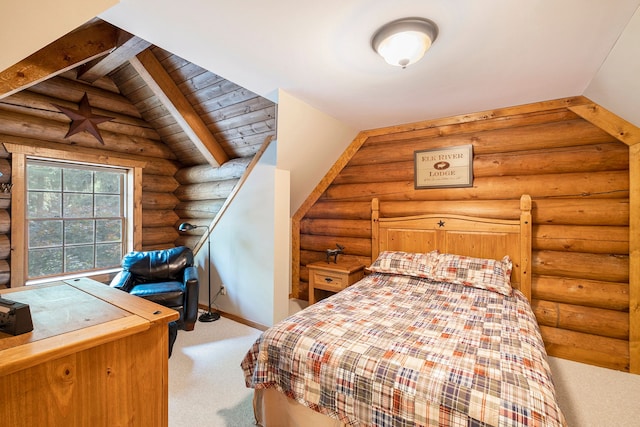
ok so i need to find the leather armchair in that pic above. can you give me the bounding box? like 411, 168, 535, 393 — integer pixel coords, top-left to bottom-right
110, 246, 199, 331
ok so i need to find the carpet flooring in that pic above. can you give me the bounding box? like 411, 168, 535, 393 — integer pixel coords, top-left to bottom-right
168, 316, 262, 427
168, 313, 640, 426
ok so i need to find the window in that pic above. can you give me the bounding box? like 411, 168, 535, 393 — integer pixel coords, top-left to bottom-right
26, 160, 127, 280
5, 143, 144, 287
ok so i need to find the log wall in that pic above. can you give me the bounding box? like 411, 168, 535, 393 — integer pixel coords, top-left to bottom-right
0, 70, 260, 286
173, 157, 251, 249
0, 74, 182, 284
293, 96, 640, 373
0, 153, 10, 288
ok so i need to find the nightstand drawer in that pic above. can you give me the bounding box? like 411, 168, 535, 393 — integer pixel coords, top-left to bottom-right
312, 271, 346, 292
307, 261, 365, 305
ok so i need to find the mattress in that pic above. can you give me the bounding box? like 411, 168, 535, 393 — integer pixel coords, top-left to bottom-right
242, 271, 566, 426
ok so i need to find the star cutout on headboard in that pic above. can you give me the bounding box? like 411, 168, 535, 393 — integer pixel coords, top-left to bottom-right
438, 220, 446, 228
53, 93, 114, 144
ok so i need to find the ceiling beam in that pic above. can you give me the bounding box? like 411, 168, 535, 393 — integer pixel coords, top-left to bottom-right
568, 101, 640, 147
0, 20, 119, 99
77, 33, 152, 83
130, 49, 229, 167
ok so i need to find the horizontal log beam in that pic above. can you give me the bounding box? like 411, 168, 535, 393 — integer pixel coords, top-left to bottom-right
323, 171, 629, 202
300, 235, 371, 257
0, 259, 9, 286
0, 195, 9, 210
141, 157, 179, 177
472, 142, 627, 177
27, 76, 141, 118
540, 325, 629, 371
174, 179, 238, 201
533, 199, 628, 226
174, 200, 225, 218
141, 243, 175, 252
351, 119, 614, 166
305, 199, 522, 221
141, 192, 179, 210
0, 210, 9, 234
142, 173, 179, 193
2, 90, 157, 138
364, 103, 586, 144
533, 224, 628, 254
0, 109, 175, 159
175, 157, 251, 184
533, 299, 628, 340
0, 159, 10, 183
305, 201, 372, 220
335, 142, 628, 184
0, 234, 9, 259
533, 250, 628, 282
0, 134, 180, 177
142, 209, 179, 228
142, 226, 178, 246
533, 275, 628, 311
300, 219, 371, 238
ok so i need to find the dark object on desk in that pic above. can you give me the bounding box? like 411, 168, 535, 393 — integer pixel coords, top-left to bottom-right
0, 297, 34, 335
325, 244, 345, 263
110, 246, 200, 331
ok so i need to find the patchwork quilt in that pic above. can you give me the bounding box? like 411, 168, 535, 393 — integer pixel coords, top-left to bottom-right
242, 273, 566, 426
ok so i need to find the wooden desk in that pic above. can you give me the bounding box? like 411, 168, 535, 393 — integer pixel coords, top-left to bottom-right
0, 277, 179, 426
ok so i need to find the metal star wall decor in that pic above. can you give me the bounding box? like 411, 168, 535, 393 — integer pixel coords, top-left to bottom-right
53, 93, 114, 144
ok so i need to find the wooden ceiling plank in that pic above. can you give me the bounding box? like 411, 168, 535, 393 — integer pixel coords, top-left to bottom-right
77, 34, 152, 83
130, 49, 229, 167
0, 20, 119, 99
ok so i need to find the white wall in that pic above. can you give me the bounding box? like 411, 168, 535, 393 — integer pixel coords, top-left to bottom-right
273, 167, 292, 321
276, 90, 358, 215
0, 0, 117, 72
585, 6, 640, 128
199, 140, 290, 327
202, 91, 358, 326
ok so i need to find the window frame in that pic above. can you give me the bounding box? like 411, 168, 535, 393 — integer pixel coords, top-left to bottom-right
26, 159, 127, 281
6, 144, 144, 287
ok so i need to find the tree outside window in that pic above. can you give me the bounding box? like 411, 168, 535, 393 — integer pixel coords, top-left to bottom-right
26, 161, 126, 280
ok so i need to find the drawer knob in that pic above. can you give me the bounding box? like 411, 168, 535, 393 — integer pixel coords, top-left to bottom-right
324, 277, 333, 283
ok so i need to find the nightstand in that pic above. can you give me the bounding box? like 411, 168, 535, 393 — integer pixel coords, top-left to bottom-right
307, 261, 365, 304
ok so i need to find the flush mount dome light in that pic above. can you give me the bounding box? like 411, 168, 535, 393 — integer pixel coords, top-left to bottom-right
371, 17, 438, 68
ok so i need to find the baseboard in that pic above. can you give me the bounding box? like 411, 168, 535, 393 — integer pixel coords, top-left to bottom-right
198, 304, 269, 331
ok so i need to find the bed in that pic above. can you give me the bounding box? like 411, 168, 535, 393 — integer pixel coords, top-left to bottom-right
242, 195, 567, 426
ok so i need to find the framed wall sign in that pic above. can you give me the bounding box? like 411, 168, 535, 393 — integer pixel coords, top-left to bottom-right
414, 144, 473, 189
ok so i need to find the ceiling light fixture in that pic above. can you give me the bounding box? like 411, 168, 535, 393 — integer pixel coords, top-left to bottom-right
371, 17, 438, 68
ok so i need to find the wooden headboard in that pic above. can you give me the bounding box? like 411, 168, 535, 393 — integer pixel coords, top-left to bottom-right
371, 195, 532, 300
